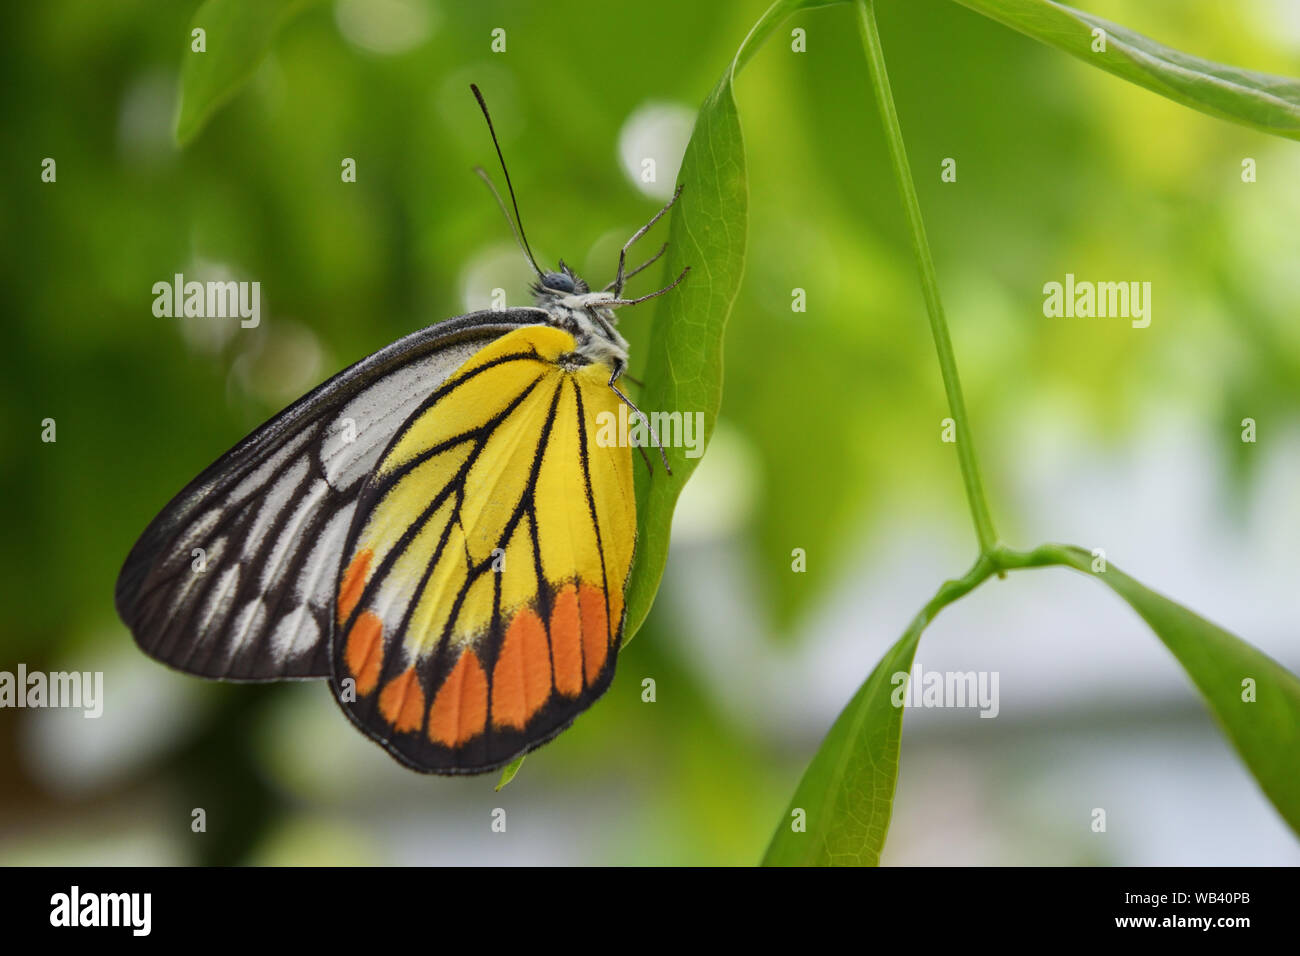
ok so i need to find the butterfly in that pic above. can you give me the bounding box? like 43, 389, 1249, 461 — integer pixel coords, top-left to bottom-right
115, 85, 687, 775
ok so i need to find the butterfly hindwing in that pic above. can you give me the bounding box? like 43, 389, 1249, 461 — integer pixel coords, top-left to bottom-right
115, 309, 549, 681
330, 325, 637, 773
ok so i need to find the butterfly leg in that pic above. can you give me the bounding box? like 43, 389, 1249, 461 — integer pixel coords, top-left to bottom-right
603, 243, 668, 293
608, 368, 672, 476
607, 266, 690, 307
611, 184, 684, 297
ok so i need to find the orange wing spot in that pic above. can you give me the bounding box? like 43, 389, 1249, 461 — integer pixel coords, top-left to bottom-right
378, 667, 426, 734
428, 649, 488, 747
338, 548, 373, 626
492, 607, 553, 728
579, 584, 609, 685
344, 610, 384, 697
548, 585, 584, 698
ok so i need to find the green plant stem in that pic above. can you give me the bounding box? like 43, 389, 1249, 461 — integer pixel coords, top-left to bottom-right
991, 542, 1092, 572
854, 0, 998, 555
915, 543, 1096, 626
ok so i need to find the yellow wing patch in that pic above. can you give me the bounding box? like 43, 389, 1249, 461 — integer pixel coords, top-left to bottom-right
329, 325, 636, 773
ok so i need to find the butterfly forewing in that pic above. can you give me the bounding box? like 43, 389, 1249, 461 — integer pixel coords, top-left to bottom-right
330, 325, 636, 773
115, 310, 547, 682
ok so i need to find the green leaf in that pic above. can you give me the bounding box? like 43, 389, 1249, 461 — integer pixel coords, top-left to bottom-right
1053, 548, 1300, 836
951, 0, 1300, 140
495, 755, 524, 792
174, 0, 323, 146
762, 616, 925, 866
623, 0, 848, 640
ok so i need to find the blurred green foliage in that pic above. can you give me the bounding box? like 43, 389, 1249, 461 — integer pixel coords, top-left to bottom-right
1, 0, 1298, 865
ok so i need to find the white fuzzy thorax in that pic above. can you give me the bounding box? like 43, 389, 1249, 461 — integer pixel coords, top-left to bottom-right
536, 289, 629, 373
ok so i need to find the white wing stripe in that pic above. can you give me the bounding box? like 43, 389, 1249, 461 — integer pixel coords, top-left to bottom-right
242, 457, 311, 560
228, 427, 312, 505
227, 598, 268, 661
259, 477, 329, 590
196, 565, 240, 637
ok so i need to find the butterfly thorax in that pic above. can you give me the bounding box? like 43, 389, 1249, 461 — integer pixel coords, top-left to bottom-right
532, 265, 629, 374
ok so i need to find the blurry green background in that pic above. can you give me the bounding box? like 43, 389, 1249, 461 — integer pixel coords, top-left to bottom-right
2, 0, 1299, 865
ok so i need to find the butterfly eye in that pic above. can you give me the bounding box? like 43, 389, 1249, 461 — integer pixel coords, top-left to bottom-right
541, 271, 575, 293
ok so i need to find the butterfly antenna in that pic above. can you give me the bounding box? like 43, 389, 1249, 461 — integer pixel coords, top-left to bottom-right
471, 83, 544, 279
474, 167, 537, 274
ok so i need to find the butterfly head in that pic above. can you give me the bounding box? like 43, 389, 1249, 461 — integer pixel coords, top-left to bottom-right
532, 260, 589, 298
531, 262, 628, 371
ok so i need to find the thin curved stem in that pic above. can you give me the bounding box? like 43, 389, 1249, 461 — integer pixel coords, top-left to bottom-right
855, 0, 998, 555
912, 543, 1099, 631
